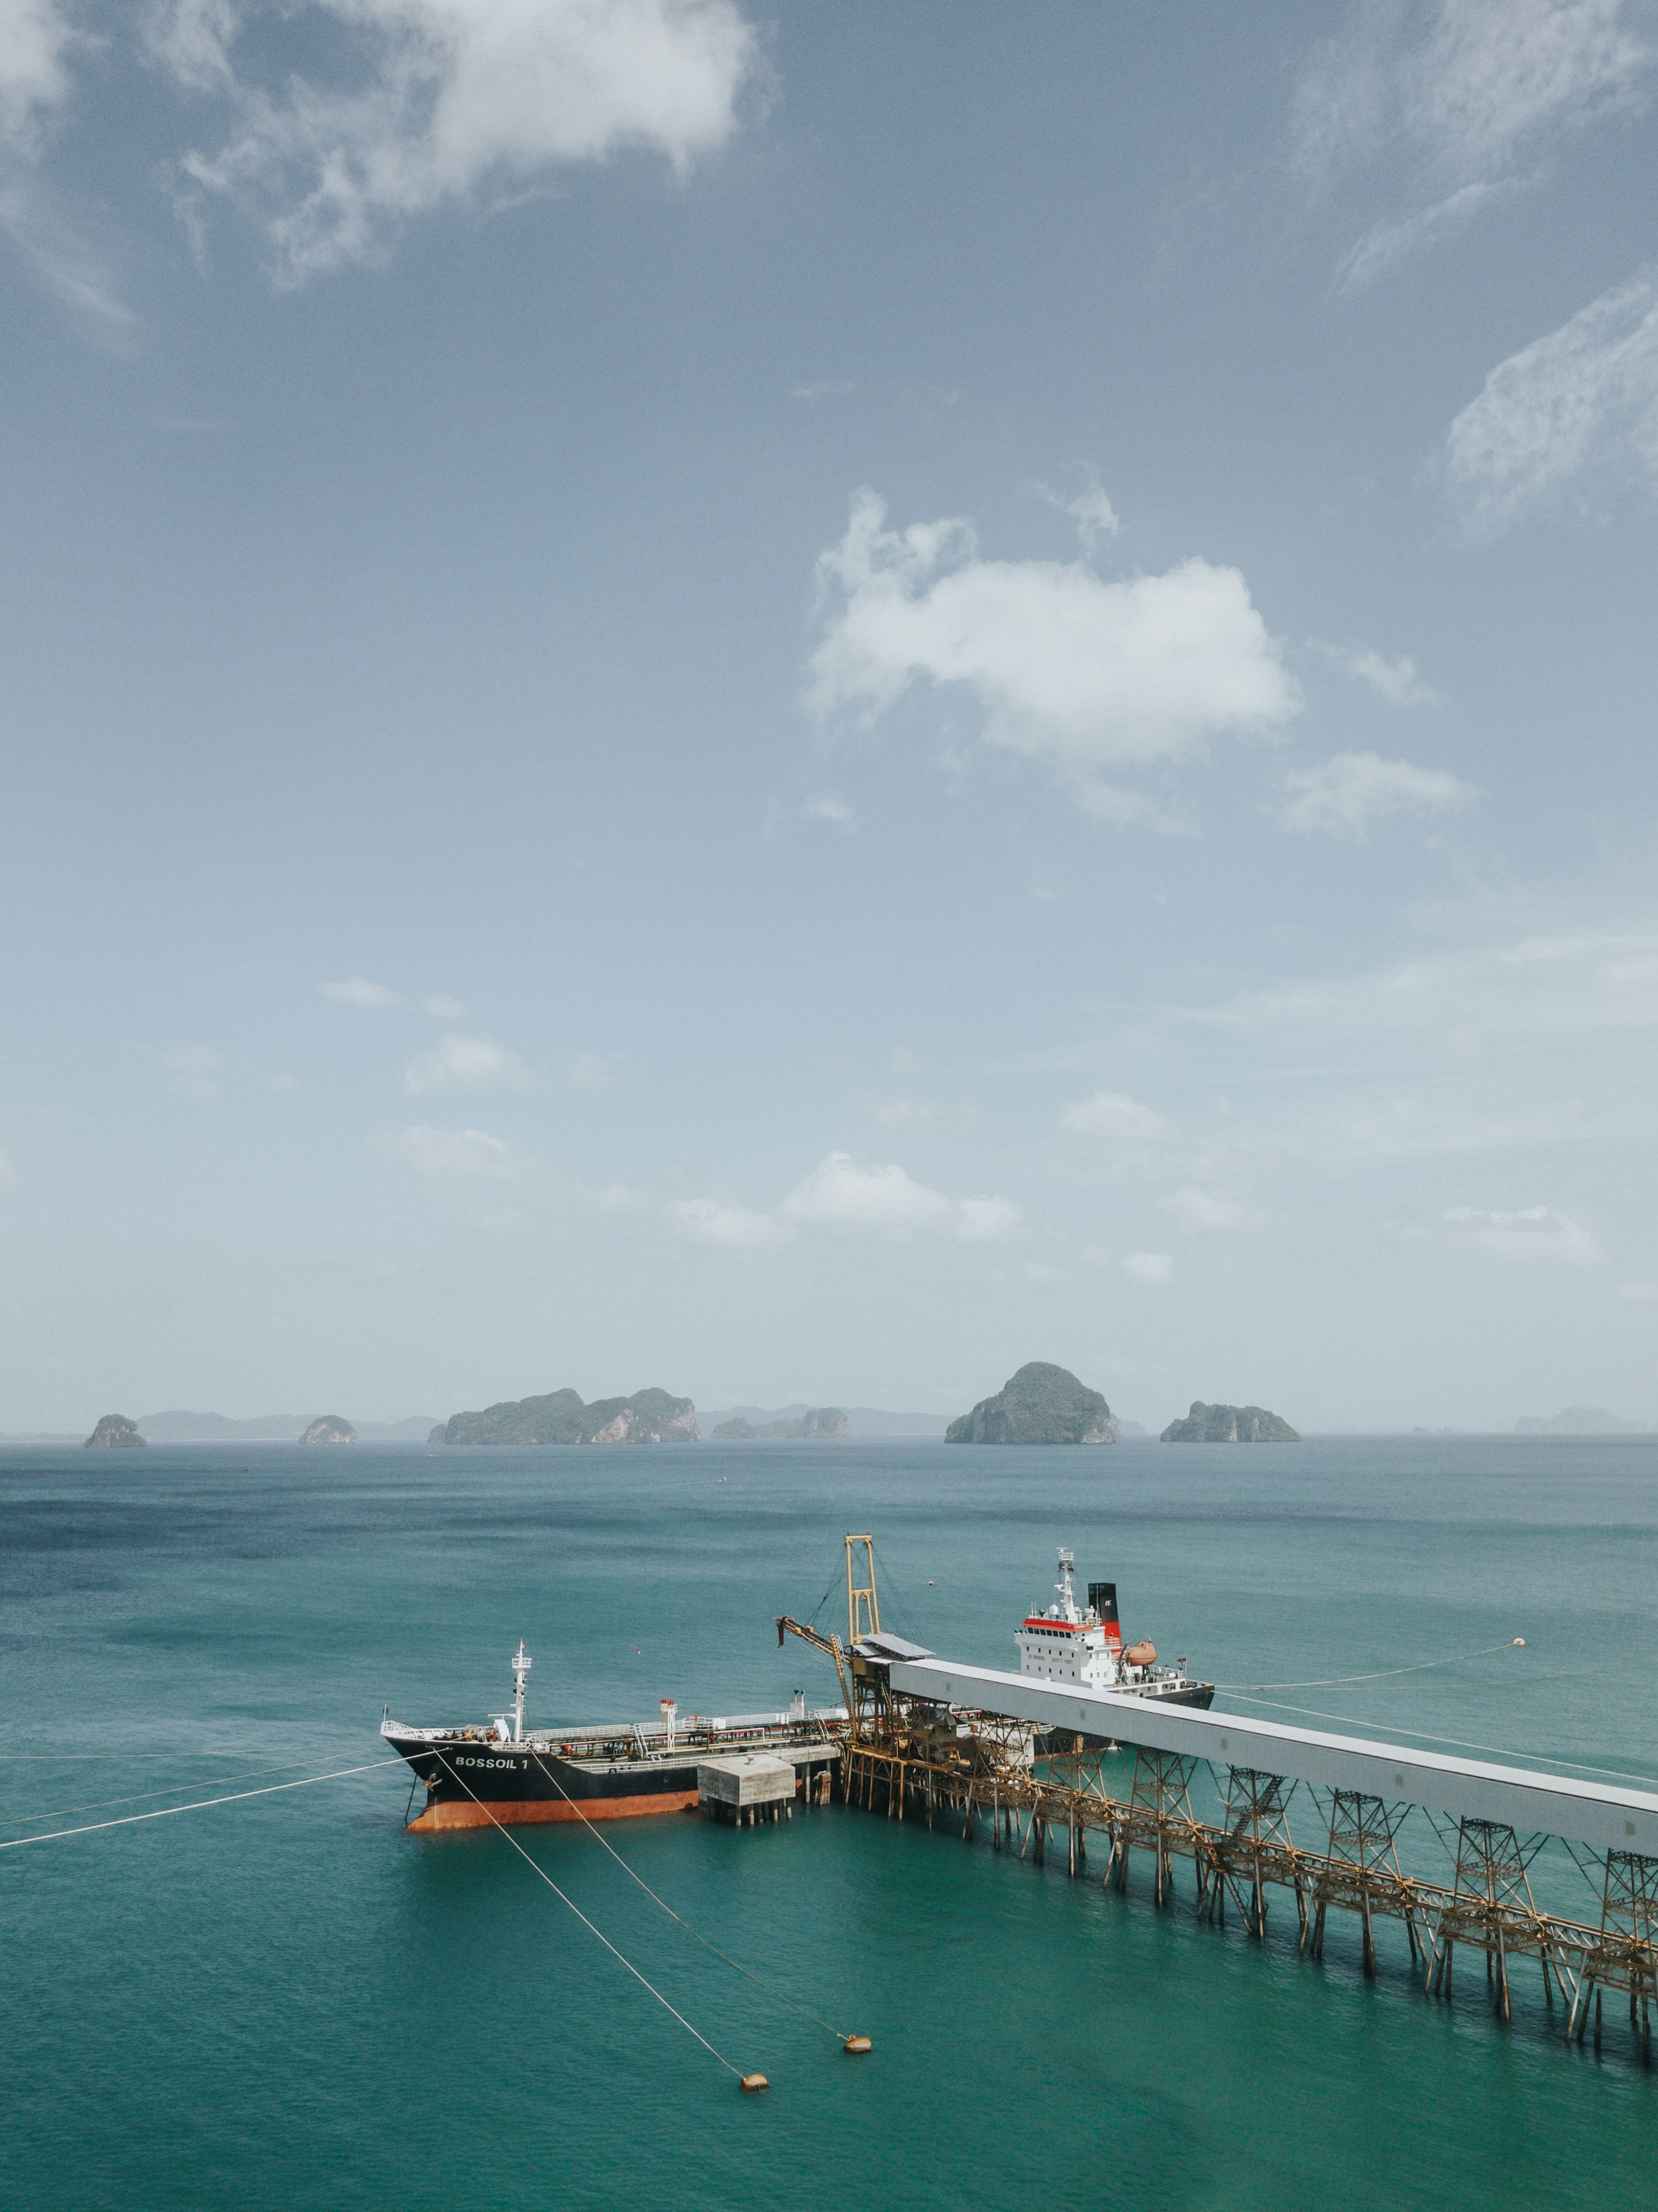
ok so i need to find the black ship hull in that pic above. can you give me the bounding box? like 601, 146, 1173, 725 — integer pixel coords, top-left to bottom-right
386, 1726, 843, 1831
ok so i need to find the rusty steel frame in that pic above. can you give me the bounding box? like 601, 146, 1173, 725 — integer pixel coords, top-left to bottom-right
829, 1693, 1658, 2056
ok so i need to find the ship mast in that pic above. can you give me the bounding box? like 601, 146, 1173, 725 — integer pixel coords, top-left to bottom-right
510, 1639, 531, 1744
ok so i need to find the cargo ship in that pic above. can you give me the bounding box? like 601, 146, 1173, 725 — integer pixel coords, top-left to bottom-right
383, 1642, 845, 1829
1016, 1548, 1214, 1708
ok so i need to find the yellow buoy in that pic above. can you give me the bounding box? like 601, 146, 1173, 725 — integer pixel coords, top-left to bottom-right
843, 2035, 872, 2055
740, 2073, 769, 2093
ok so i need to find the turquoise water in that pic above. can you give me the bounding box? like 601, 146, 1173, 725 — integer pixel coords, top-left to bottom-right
2, 1437, 1655, 2210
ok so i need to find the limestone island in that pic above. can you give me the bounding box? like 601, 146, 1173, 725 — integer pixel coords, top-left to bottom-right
1161, 1401, 1299, 1442
437, 1387, 699, 1446
85, 1415, 146, 1449
945, 1362, 1115, 1445
301, 1415, 356, 1445
711, 1407, 848, 1441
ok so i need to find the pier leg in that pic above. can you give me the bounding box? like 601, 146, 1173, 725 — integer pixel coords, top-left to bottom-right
1034, 1819, 1046, 1867
1312, 1901, 1326, 1960
1497, 1929, 1511, 2022
993, 1790, 1001, 1852
1068, 1820, 1077, 1879
1594, 1988, 1603, 2050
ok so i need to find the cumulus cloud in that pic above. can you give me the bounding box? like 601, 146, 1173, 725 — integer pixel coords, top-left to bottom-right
1059, 1090, 1172, 1140
809, 490, 1299, 823
160, 0, 760, 283
163, 1043, 224, 1102
1337, 647, 1440, 706
1443, 266, 1658, 532
1164, 1186, 1265, 1232
1030, 463, 1120, 551
1280, 751, 1477, 837
321, 976, 400, 1006
672, 1196, 788, 1248
1294, 1, 1654, 283
1443, 1201, 1604, 1266
404, 1031, 531, 1093
384, 1124, 514, 1176
779, 1150, 1019, 1241
1122, 1250, 1174, 1286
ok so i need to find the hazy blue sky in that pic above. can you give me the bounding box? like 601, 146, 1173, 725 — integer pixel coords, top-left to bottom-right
4, 1, 1658, 1432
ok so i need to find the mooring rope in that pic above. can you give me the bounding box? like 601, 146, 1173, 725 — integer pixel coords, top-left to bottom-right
521, 1749, 851, 2041
0, 1754, 372, 1828
1216, 1641, 1517, 1691
1220, 1696, 1658, 1790
432, 1755, 745, 2080
0, 1758, 405, 1850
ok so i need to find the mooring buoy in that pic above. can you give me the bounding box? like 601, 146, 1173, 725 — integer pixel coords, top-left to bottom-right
843, 2035, 872, 2055
740, 2073, 769, 2092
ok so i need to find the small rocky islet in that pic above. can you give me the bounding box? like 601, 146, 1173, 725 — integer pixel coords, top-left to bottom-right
710, 1408, 848, 1441
1161, 1401, 1299, 1442
434, 1387, 699, 1446
84, 1414, 146, 1449
300, 1416, 356, 1445
945, 1363, 1116, 1445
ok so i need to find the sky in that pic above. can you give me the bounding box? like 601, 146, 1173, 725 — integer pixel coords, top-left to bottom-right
3, 1, 1658, 1434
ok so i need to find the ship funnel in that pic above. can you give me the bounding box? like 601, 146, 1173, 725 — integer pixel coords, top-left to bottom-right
1088, 1580, 1122, 1647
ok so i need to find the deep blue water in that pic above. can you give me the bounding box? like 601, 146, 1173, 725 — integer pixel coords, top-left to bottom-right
2, 1436, 1655, 2210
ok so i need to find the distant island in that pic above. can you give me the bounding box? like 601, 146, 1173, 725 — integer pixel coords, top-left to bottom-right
946, 1362, 1115, 1446
301, 1416, 356, 1445
1162, 1401, 1299, 1442
437, 1387, 699, 1446
85, 1415, 146, 1449
711, 1407, 848, 1440
1516, 1406, 1652, 1436
700, 1403, 950, 1437
133, 1411, 437, 1443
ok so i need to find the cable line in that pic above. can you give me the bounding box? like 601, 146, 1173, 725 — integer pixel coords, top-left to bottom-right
1216, 1640, 1517, 1690
1, 1754, 372, 1828
431, 1754, 747, 2082
0, 1759, 405, 1851
523, 1749, 853, 2043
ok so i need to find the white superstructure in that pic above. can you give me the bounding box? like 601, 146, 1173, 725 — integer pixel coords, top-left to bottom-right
1014, 1548, 1124, 1688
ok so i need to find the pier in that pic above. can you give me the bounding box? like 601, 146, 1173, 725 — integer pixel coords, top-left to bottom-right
781, 1540, 1658, 2055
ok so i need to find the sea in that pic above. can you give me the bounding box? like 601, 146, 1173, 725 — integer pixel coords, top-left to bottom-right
2, 1435, 1655, 2212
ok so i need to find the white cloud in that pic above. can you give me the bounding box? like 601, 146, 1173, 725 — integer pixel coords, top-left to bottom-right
1122, 1250, 1174, 1286
1616, 1280, 1658, 1300
404, 1031, 531, 1093
809, 490, 1300, 822
778, 1149, 1019, 1241
0, 0, 74, 150
1294, 2, 1654, 284
957, 1196, 1022, 1243
1443, 1202, 1604, 1267
1164, 1186, 1264, 1232
1281, 751, 1476, 838
1030, 464, 1120, 551
163, 0, 760, 284
321, 976, 401, 1006
1339, 647, 1439, 706
1308, 1, 1654, 188
1059, 1090, 1172, 1140
1443, 266, 1658, 532
803, 795, 857, 828
671, 1196, 788, 1248
420, 992, 467, 1017
163, 1043, 224, 1102
385, 1124, 514, 1176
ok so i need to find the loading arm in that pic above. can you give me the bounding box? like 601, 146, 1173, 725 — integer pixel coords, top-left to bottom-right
776, 1614, 852, 1718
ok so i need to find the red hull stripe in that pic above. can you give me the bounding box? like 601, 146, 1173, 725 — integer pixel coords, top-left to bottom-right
408, 1789, 701, 1831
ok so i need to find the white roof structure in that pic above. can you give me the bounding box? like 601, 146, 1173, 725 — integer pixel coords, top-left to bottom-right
887, 1657, 1658, 1856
